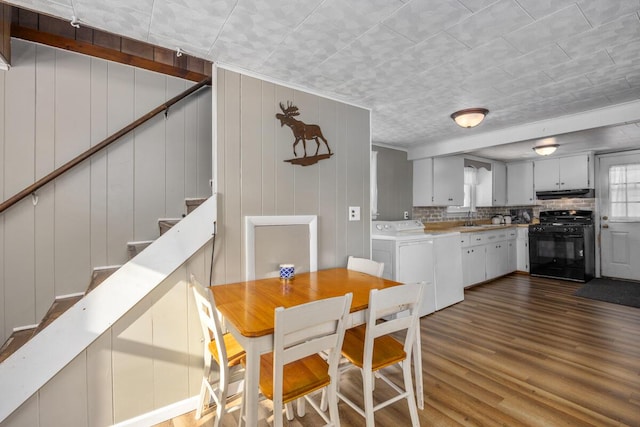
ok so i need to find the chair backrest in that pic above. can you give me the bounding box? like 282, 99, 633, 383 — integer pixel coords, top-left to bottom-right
190, 277, 228, 367
272, 293, 353, 396
364, 283, 424, 365
347, 256, 384, 278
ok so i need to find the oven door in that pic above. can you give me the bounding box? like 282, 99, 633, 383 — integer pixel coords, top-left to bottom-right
529, 231, 587, 281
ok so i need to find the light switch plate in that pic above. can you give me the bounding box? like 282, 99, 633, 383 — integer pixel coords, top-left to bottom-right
349, 206, 360, 221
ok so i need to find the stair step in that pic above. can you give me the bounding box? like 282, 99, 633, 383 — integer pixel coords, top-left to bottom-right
0, 328, 36, 363
86, 266, 120, 294
34, 295, 84, 335
158, 218, 181, 235
185, 197, 208, 214
127, 240, 154, 260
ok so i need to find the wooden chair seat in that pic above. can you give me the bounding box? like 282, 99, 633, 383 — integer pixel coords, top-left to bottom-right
191, 277, 246, 426
239, 293, 352, 427
258, 352, 330, 403
337, 283, 424, 427
209, 333, 245, 367
341, 324, 406, 371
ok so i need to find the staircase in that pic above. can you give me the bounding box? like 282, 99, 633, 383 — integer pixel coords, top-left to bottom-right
0, 197, 207, 364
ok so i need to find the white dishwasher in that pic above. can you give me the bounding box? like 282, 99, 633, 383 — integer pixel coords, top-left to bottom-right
371, 220, 436, 316
372, 220, 464, 315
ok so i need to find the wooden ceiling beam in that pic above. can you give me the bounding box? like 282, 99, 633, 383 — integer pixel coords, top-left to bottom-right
0, 4, 10, 69
9, 7, 212, 82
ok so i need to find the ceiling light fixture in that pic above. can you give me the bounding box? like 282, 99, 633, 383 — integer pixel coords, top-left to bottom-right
533, 144, 559, 156
451, 108, 489, 128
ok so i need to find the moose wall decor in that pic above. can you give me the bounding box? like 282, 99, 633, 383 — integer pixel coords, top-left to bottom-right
276, 101, 333, 166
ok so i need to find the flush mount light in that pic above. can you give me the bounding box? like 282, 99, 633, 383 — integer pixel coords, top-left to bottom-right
533, 144, 559, 156
451, 108, 489, 128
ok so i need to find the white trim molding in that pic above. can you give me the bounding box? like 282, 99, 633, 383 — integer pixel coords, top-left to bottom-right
244, 215, 318, 280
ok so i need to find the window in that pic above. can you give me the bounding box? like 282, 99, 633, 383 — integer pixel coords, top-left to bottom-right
447, 166, 477, 213
609, 164, 640, 219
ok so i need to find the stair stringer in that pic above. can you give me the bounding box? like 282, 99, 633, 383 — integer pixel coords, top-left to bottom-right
0, 195, 217, 423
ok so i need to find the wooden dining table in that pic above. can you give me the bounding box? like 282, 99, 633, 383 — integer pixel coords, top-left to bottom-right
211, 267, 416, 426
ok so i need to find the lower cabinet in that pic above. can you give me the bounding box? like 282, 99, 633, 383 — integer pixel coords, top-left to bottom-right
516, 227, 529, 272
486, 242, 509, 280
507, 239, 517, 272
434, 234, 464, 310
462, 228, 518, 288
462, 246, 486, 286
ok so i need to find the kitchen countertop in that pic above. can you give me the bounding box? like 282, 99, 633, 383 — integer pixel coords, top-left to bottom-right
422, 221, 531, 234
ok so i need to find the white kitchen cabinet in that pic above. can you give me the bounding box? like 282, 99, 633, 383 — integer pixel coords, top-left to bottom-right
507, 229, 517, 273
485, 229, 509, 280
433, 233, 464, 309
433, 156, 464, 205
461, 227, 517, 287
476, 161, 506, 207
413, 158, 433, 206
516, 227, 529, 272
486, 242, 508, 280
462, 245, 486, 287
534, 154, 593, 191
506, 161, 535, 205
461, 232, 486, 288
413, 156, 464, 206
492, 162, 507, 206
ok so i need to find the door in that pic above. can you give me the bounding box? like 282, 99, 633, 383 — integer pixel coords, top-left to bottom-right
397, 240, 435, 316
560, 155, 590, 190
507, 161, 535, 205
462, 246, 486, 287
534, 158, 559, 191
433, 156, 464, 205
598, 153, 640, 280
433, 235, 464, 310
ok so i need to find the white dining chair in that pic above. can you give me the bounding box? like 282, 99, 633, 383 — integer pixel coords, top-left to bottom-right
337, 282, 424, 427
240, 293, 353, 427
346, 256, 425, 410
347, 255, 384, 277
190, 277, 245, 427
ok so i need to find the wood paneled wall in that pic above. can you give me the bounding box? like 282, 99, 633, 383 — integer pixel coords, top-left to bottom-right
0, 246, 210, 426
0, 40, 212, 344
214, 70, 371, 285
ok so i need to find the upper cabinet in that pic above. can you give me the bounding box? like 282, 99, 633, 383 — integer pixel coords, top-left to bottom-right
477, 161, 506, 207
434, 156, 464, 205
506, 161, 535, 206
413, 156, 464, 206
534, 153, 594, 191
413, 158, 433, 206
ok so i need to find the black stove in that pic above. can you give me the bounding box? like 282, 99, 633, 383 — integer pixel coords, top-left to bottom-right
530, 210, 593, 233
529, 210, 594, 282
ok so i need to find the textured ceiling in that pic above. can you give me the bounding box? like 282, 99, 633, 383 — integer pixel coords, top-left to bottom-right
7, 0, 640, 160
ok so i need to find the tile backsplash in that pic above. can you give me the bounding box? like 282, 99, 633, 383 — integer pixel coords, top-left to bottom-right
413, 198, 596, 224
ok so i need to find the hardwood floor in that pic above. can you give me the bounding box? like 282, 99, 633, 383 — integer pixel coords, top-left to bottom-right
157, 274, 640, 426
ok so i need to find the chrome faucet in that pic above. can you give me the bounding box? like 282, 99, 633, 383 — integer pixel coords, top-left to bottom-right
465, 211, 475, 226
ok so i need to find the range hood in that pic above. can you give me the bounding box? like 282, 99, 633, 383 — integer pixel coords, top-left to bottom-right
536, 188, 594, 200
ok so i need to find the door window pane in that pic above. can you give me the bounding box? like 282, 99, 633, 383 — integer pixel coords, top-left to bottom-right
609, 164, 640, 219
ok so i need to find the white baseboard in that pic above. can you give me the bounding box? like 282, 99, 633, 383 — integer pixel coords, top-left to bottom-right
113, 396, 199, 427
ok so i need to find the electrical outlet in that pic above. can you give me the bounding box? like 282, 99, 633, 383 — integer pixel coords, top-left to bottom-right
349, 206, 360, 221
403, 211, 409, 219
